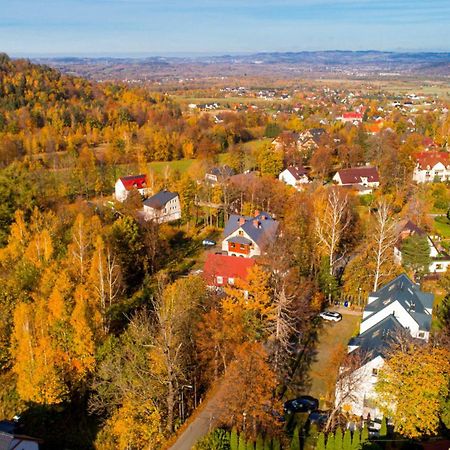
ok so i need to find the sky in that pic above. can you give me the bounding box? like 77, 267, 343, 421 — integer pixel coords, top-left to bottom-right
1, 0, 450, 56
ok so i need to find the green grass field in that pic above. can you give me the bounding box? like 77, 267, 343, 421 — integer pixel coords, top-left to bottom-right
145, 154, 228, 175
433, 216, 450, 239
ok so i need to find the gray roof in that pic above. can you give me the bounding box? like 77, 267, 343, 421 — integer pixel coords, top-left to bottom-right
143, 191, 178, 210
208, 165, 235, 178
349, 315, 404, 360
222, 212, 278, 249
0, 433, 13, 450
365, 273, 434, 331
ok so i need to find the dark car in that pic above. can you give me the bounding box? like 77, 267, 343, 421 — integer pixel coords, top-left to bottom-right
308, 410, 330, 428
284, 396, 319, 414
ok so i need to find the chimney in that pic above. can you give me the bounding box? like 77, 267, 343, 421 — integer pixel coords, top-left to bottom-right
254, 210, 260, 217
239, 217, 246, 225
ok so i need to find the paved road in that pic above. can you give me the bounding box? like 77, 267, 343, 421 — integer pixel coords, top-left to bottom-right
169, 383, 226, 450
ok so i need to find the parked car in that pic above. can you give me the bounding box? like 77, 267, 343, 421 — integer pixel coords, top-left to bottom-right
307, 410, 330, 427
202, 239, 216, 246
319, 311, 342, 322
284, 396, 319, 414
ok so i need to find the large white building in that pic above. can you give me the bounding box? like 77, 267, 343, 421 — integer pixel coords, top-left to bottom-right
413, 151, 450, 183
143, 190, 181, 223
335, 274, 434, 419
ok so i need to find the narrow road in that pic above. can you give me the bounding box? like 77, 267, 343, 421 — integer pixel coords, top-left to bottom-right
169, 382, 227, 450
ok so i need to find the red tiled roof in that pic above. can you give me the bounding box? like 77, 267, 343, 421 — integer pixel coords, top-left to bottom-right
286, 166, 309, 180
203, 254, 255, 286
336, 166, 379, 184
416, 151, 450, 170
343, 112, 363, 119
119, 174, 147, 191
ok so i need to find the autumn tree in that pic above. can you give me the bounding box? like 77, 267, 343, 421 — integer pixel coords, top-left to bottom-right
375, 344, 450, 438
151, 275, 206, 432
315, 189, 352, 276
218, 342, 282, 439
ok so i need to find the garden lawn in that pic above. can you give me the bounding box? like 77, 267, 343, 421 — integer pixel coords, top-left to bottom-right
307, 311, 361, 407
433, 216, 450, 239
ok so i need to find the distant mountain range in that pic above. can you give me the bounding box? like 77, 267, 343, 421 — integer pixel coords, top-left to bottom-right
30, 51, 450, 81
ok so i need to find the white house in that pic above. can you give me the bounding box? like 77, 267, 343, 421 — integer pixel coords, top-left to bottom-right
336, 274, 434, 419
114, 174, 149, 202
278, 166, 310, 189
394, 219, 450, 273
413, 151, 450, 183
143, 191, 181, 223
205, 165, 235, 185
221, 211, 279, 258
333, 166, 380, 195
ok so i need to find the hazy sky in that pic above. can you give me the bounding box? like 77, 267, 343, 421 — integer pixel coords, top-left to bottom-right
2, 0, 450, 56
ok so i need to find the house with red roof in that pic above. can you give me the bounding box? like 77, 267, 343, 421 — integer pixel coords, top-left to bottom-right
413, 151, 450, 183
278, 165, 310, 189
339, 112, 363, 124
203, 253, 255, 288
332, 166, 380, 195
115, 174, 150, 202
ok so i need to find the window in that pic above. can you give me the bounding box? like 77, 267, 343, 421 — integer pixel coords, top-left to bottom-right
238, 230, 244, 236
240, 244, 246, 250
372, 368, 378, 377
228, 277, 235, 285
418, 331, 425, 338
216, 276, 223, 285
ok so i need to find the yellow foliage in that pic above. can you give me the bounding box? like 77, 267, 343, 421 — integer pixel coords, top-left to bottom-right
376, 345, 450, 438
96, 398, 165, 450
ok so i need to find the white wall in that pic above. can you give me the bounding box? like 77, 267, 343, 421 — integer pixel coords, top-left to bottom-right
360, 301, 419, 335
413, 162, 450, 183
222, 226, 260, 258
144, 196, 181, 223
336, 355, 385, 419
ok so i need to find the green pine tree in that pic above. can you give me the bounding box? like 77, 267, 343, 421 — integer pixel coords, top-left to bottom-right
290, 427, 300, 450
379, 417, 387, 437
343, 429, 352, 450
351, 429, 360, 450
326, 433, 335, 450
239, 433, 247, 450
361, 425, 369, 445
304, 423, 319, 450
231, 428, 238, 450
316, 433, 326, 450
334, 428, 343, 450
263, 436, 272, 450
247, 439, 255, 450
256, 435, 264, 450
401, 234, 431, 279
